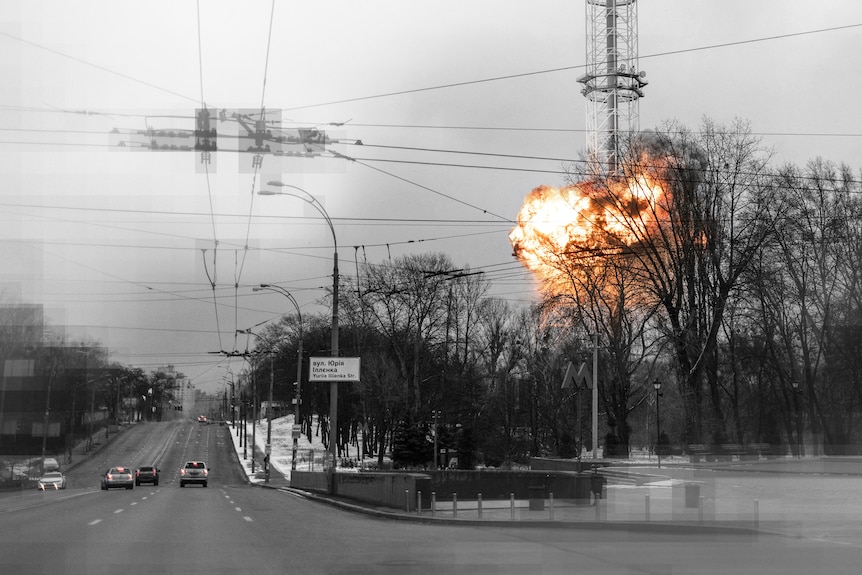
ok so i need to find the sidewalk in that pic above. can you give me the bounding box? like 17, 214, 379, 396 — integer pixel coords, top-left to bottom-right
226, 419, 862, 543
63, 424, 130, 473
226, 421, 761, 534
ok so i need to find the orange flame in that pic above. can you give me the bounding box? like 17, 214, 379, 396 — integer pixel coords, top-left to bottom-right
509, 172, 666, 283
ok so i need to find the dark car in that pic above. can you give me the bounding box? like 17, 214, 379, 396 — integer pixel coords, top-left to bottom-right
179, 461, 208, 487
135, 465, 160, 486
101, 466, 134, 490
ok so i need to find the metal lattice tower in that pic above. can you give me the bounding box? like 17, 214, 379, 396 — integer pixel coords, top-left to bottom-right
578, 0, 647, 177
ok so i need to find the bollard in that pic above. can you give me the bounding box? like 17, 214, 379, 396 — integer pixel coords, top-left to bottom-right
645, 493, 650, 521
595, 494, 600, 521
417, 491, 422, 515
699, 496, 704, 523
549, 492, 555, 520
453, 493, 458, 518
478, 493, 483, 519
510, 493, 515, 520
406, 490, 410, 513
431, 492, 436, 517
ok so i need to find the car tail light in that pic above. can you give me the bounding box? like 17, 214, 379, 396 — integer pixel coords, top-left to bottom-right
107, 474, 113, 480
136, 470, 140, 477
180, 469, 186, 476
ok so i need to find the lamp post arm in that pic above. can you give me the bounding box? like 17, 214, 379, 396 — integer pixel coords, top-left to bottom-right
254, 283, 306, 471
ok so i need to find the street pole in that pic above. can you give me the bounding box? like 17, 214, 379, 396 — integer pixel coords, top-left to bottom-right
266, 347, 273, 482
653, 380, 662, 469
792, 381, 802, 457
592, 333, 598, 459
252, 368, 256, 474
254, 284, 304, 472
577, 383, 582, 465
231, 379, 236, 430
330, 247, 339, 471
88, 387, 95, 452
40, 375, 53, 476
260, 183, 339, 471
433, 410, 439, 469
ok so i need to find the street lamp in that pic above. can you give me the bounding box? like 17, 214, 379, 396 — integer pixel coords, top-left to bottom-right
653, 380, 663, 469
237, 329, 264, 475
432, 410, 442, 469
254, 284, 304, 471
260, 181, 339, 470
218, 366, 237, 428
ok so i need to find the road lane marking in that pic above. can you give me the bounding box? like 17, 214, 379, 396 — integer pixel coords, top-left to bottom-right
89, 519, 102, 525
243, 516, 253, 522
114, 509, 124, 514
235, 507, 242, 512
130, 502, 137, 506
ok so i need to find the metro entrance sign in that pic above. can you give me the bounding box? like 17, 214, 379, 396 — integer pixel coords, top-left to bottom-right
309, 357, 360, 382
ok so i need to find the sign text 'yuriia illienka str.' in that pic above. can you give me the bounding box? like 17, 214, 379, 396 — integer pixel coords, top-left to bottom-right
309, 357, 361, 382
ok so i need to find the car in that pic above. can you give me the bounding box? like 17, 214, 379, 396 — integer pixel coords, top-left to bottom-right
135, 465, 160, 486
197, 415, 207, 424
42, 457, 60, 472
179, 461, 209, 487
37, 471, 66, 490
101, 466, 134, 490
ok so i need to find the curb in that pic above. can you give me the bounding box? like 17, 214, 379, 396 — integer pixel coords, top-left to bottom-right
228, 431, 763, 536
252, 483, 763, 536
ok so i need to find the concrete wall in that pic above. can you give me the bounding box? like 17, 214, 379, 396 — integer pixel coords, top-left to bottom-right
290, 471, 432, 511
426, 469, 591, 501
333, 472, 431, 512
291, 469, 595, 510
290, 470, 329, 493
530, 457, 607, 472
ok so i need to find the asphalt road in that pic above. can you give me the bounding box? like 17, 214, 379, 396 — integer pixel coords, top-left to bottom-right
2, 421, 861, 574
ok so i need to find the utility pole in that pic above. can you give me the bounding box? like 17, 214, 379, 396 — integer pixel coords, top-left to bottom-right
266, 347, 273, 483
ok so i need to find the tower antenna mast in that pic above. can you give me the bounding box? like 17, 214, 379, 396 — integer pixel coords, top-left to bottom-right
578, 0, 647, 177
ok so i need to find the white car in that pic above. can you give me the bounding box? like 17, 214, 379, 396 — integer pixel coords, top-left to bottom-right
37, 471, 66, 490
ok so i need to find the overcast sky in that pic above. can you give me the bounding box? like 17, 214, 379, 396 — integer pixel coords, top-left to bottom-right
2, 1, 860, 393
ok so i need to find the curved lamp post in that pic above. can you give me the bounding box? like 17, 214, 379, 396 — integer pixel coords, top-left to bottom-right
237, 328, 265, 476
259, 182, 339, 470
255, 284, 304, 471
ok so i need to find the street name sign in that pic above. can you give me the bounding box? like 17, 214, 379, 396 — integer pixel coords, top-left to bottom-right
309, 357, 361, 382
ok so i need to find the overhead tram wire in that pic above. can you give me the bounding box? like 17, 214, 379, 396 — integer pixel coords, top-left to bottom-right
3, 127, 859, 188
0, 29, 199, 104
196, 0, 225, 354
279, 22, 862, 112
5, 120, 862, 142
232, 0, 277, 354
3, 20, 857, 116
348, 156, 514, 222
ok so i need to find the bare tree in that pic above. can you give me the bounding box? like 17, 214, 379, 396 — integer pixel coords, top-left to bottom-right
752, 159, 862, 454
610, 118, 781, 444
